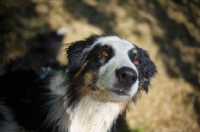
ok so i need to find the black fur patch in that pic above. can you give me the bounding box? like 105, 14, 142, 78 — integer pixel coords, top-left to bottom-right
67, 35, 102, 73
136, 47, 157, 92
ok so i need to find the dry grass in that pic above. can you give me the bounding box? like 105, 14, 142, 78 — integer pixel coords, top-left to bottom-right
1, 0, 200, 131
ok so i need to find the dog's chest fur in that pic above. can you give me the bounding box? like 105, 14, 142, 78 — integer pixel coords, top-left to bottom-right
68, 96, 125, 132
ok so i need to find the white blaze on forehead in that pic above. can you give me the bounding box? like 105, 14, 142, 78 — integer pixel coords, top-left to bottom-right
94, 36, 135, 50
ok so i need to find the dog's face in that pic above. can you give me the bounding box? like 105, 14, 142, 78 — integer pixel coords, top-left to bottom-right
67, 35, 156, 102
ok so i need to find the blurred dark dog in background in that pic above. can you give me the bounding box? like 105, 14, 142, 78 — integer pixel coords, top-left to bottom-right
0, 28, 66, 132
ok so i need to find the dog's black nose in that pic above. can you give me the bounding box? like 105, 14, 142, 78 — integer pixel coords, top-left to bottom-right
116, 67, 137, 87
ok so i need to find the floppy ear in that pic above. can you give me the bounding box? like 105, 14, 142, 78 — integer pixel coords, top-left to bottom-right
137, 48, 157, 92
67, 35, 101, 73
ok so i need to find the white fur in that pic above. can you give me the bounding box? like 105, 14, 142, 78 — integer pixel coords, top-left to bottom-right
68, 96, 125, 132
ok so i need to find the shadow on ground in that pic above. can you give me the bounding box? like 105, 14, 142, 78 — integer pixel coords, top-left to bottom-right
64, 0, 117, 34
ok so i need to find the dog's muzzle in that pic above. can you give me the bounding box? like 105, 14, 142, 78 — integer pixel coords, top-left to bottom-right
112, 66, 138, 95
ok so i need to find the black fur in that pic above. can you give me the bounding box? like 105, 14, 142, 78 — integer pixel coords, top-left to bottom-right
67, 35, 109, 73
136, 47, 157, 92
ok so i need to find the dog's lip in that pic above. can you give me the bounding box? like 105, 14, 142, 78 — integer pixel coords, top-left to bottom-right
110, 89, 129, 96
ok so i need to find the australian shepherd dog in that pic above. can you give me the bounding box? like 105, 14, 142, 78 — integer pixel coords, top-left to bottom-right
0, 33, 156, 132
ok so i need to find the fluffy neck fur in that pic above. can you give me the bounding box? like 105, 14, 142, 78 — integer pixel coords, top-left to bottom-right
68, 96, 125, 132
47, 71, 126, 132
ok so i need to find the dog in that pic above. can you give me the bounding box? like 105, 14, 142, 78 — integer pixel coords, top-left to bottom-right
0, 28, 66, 132
0, 35, 156, 132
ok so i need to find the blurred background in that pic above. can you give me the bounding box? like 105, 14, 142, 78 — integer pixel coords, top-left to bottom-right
0, 0, 200, 131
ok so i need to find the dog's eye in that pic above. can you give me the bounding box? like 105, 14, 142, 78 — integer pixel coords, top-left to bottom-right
101, 50, 109, 57
133, 58, 140, 66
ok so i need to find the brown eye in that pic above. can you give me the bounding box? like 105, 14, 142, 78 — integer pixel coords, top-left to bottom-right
133, 59, 139, 66
101, 50, 108, 57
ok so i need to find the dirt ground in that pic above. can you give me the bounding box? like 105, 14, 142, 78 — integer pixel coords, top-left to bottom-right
1, 0, 200, 132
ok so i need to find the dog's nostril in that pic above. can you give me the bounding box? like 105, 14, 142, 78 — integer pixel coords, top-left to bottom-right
116, 67, 137, 86
119, 73, 126, 79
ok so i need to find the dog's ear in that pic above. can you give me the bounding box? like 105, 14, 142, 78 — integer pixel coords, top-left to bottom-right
67, 35, 101, 73
137, 48, 157, 92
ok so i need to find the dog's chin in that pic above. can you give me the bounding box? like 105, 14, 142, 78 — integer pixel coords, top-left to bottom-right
110, 89, 129, 96
107, 90, 133, 102
89, 88, 133, 102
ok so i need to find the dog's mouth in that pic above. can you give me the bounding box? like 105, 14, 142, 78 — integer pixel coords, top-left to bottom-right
110, 89, 129, 96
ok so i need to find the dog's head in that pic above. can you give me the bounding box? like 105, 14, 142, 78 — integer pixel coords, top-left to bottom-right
67, 35, 156, 102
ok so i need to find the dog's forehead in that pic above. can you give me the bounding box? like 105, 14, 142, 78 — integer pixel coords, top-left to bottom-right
94, 36, 135, 51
